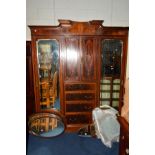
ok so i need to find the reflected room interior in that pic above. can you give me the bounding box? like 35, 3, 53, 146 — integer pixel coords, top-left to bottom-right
28, 113, 65, 138
100, 39, 123, 111
37, 39, 60, 111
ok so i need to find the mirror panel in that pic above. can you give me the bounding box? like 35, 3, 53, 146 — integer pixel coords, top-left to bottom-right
100, 39, 123, 110
28, 113, 65, 138
37, 39, 59, 111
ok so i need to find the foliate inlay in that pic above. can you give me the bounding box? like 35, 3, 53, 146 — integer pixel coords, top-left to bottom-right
82, 38, 96, 80
65, 38, 80, 81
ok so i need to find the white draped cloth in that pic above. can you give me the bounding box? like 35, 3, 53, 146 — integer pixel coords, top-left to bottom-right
92, 106, 120, 148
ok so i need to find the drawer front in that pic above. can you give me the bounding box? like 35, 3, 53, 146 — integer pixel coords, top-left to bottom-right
66, 93, 95, 101
66, 114, 92, 124
66, 103, 93, 112
65, 83, 95, 91
64, 83, 96, 127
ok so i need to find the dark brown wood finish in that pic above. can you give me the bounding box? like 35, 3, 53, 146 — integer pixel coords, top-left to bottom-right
64, 37, 80, 81
81, 37, 97, 81
26, 41, 35, 118
26, 41, 35, 150
118, 116, 129, 155
29, 20, 128, 131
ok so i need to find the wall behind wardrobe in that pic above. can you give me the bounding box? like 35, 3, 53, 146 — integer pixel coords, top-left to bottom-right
26, 0, 129, 77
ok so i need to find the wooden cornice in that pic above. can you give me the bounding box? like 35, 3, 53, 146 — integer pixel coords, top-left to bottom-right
29, 19, 128, 36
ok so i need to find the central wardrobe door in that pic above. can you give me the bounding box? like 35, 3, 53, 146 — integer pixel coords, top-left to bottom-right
64, 37, 80, 81
63, 36, 97, 131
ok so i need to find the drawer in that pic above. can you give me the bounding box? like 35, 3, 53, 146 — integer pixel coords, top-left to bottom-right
65, 93, 95, 101
65, 83, 95, 91
66, 103, 93, 112
66, 114, 92, 124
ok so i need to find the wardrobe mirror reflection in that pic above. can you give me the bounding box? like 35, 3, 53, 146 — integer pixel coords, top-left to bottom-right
37, 39, 60, 111
28, 113, 65, 138
100, 39, 123, 110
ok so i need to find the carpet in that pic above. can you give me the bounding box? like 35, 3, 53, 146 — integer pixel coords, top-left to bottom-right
27, 132, 119, 155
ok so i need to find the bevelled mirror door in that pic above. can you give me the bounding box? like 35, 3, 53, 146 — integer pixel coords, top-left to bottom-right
100, 39, 123, 110
37, 39, 60, 111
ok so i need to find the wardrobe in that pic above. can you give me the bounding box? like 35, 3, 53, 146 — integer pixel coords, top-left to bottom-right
29, 20, 128, 131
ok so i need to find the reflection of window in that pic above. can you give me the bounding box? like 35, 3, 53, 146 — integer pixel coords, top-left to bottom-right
100, 77, 121, 109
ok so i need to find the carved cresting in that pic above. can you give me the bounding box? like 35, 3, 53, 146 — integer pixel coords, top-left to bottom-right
58, 20, 104, 35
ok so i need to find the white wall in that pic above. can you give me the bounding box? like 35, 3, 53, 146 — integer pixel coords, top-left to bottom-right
26, 0, 129, 40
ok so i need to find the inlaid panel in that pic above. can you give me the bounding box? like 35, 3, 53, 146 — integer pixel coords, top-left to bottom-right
65, 38, 80, 81
81, 38, 96, 80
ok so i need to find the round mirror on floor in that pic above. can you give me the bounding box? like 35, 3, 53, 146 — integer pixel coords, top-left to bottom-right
28, 112, 65, 138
